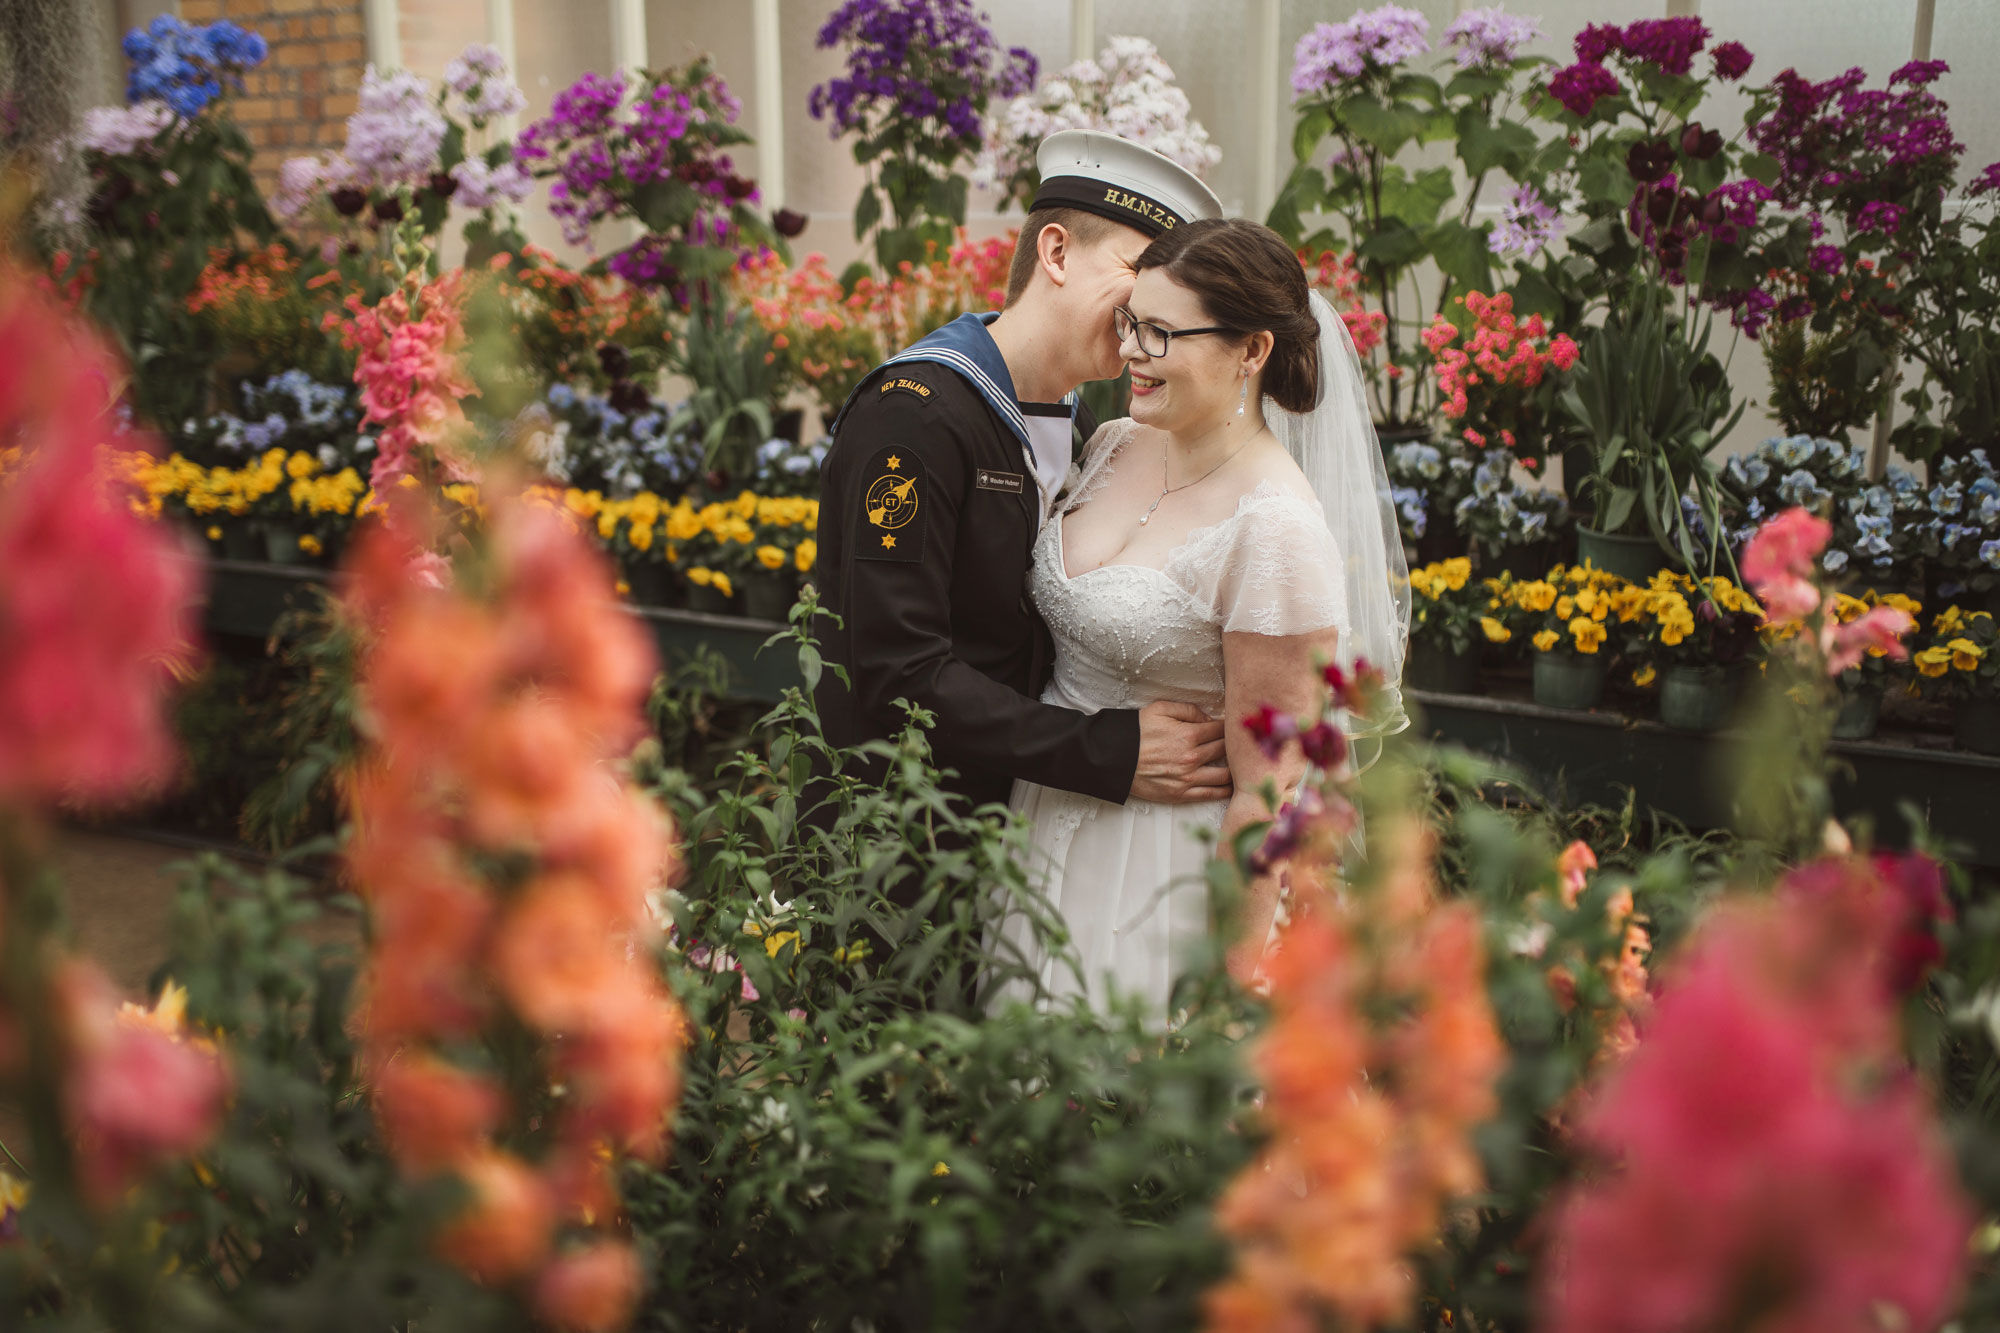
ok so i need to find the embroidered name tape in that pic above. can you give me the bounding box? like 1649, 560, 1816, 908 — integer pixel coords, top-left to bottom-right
879, 377, 933, 399
975, 469, 1025, 495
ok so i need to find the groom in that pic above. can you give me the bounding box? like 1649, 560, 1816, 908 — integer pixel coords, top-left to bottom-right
814, 131, 1230, 812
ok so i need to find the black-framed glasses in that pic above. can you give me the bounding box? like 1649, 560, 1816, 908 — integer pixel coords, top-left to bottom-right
1113, 305, 1234, 358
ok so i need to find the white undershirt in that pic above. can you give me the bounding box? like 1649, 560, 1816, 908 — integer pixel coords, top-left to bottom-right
1021, 406, 1072, 524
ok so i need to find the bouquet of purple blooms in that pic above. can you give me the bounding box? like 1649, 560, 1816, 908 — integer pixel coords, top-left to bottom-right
516, 57, 777, 302
809, 0, 1036, 271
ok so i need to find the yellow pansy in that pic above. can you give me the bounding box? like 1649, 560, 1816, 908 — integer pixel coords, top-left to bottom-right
1570, 617, 1606, 653
1915, 645, 1951, 678
713, 571, 734, 598
795, 539, 818, 573
755, 544, 786, 570
1949, 637, 1985, 671
1480, 616, 1511, 643
1439, 557, 1471, 592
630, 522, 654, 551
1532, 628, 1559, 652
1517, 581, 1557, 613
687, 565, 716, 587
1632, 663, 1657, 687
298, 534, 322, 556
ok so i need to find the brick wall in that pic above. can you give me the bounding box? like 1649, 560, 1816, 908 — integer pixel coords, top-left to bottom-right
179, 0, 370, 192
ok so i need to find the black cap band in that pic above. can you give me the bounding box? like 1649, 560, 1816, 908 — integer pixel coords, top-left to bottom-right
1028, 174, 1187, 237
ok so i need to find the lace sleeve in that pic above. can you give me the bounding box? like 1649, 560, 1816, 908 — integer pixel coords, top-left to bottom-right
1177, 485, 1350, 638
1060, 417, 1137, 513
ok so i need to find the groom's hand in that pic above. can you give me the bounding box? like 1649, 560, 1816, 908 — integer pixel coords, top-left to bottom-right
1130, 701, 1231, 804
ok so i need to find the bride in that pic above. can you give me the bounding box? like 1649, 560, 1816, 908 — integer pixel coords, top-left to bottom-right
993, 216, 1408, 1014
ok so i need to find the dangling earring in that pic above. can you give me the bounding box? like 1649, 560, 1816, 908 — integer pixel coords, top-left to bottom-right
1237, 371, 1248, 418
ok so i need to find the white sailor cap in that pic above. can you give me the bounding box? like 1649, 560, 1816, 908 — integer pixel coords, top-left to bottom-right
1031, 130, 1224, 238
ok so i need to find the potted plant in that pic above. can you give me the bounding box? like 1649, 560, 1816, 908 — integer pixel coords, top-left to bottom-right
1719, 434, 1872, 581
1273, 5, 1549, 434
740, 493, 821, 623
1385, 437, 1475, 562
675, 491, 759, 616
1915, 450, 2000, 610
1405, 558, 1503, 694
1626, 571, 1763, 731
1558, 287, 1744, 581
1913, 606, 2000, 754
1506, 564, 1630, 710
809, 0, 1037, 273
1827, 590, 1923, 740
1453, 451, 1569, 580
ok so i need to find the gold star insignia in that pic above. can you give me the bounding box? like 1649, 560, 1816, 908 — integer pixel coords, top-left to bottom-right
885, 455, 901, 470
881, 534, 897, 549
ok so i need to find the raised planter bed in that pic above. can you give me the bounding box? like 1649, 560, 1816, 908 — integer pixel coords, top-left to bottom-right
203, 559, 803, 703
1412, 686, 2000, 868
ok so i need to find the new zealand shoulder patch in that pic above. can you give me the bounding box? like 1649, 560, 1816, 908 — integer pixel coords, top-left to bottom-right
856, 445, 923, 562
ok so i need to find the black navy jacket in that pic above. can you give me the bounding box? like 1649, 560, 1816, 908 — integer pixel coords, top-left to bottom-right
812, 342, 1139, 812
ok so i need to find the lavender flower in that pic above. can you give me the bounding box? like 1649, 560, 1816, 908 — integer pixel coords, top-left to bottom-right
1489, 182, 1564, 258
1292, 5, 1431, 96
449, 157, 532, 210
343, 65, 447, 189
1442, 7, 1540, 70
442, 42, 526, 124
79, 102, 177, 157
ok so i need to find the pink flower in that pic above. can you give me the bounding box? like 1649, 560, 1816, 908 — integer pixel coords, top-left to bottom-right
57, 962, 230, 1206
1242, 704, 1298, 760
1824, 605, 1915, 676
0, 274, 197, 806
1742, 506, 1830, 588
1540, 860, 1972, 1333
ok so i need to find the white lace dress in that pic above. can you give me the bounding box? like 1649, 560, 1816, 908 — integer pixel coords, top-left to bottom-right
993, 419, 1351, 1014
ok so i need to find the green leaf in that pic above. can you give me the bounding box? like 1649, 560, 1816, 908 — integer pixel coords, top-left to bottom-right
1508, 267, 1565, 321
1339, 94, 1426, 157
1380, 165, 1456, 230
1292, 106, 1333, 163
1356, 223, 1429, 268
1443, 70, 1508, 102
1425, 219, 1493, 297
1455, 110, 1540, 177
633, 177, 699, 232
1601, 485, 1638, 535
853, 185, 882, 241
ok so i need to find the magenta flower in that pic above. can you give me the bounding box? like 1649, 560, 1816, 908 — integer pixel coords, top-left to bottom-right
1711, 40, 1754, 81
1548, 61, 1620, 117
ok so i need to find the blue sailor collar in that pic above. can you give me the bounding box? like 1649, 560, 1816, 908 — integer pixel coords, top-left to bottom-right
875, 312, 1077, 452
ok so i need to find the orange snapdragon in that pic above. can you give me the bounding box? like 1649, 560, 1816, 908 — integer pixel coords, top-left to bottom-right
1208, 814, 1503, 1332
346, 485, 684, 1327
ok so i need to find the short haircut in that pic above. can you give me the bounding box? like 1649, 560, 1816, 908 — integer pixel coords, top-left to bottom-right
1004, 206, 1121, 306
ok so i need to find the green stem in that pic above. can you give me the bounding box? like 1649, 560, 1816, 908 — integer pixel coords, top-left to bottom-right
0, 1135, 26, 1177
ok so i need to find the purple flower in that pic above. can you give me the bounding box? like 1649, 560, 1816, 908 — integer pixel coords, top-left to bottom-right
1548, 61, 1620, 117
1573, 23, 1622, 65
1892, 59, 1949, 87
1809, 243, 1845, 274
809, 0, 1030, 147
1713, 287, 1776, 337
1292, 4, 1431, 96
1442, 7, 1540, 70
1711, 41, 1754, 82
1251, 788, 1326, 874
1489, 182, 1564, 258
1618, 17, 1709, 76
449, 157, 532, 210
1854, 200, 1907, 234
342, 65, 447, 190
1776, 294, 1813, 323
1969, 162, 2000, 198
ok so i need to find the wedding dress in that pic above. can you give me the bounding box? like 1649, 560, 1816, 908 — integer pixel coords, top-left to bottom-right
991, 417, 1353, 1014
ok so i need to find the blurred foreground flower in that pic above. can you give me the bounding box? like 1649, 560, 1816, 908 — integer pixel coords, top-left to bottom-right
1540, 853, 1969, 1332
1745, 506, 1915, 672
0, 265, 197, 805
1207, 810, 1503, 1331
346, 486, 682, 1328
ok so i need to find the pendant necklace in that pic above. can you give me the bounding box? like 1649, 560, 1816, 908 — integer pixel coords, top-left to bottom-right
1138, 437, 1246, 526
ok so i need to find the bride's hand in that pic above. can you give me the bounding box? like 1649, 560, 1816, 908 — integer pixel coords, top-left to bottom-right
1129, 700, 1231, 804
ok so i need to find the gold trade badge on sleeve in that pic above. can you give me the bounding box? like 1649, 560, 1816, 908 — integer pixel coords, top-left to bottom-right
865, 472, 919, 530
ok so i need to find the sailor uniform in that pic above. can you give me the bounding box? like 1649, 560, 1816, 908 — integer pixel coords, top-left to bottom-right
813, 312, 1137, 811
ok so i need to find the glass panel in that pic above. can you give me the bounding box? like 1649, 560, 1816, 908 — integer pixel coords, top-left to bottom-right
1931, 1, 2000, 185
512, 0, 613, 257
1096, 0, 1254, 215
